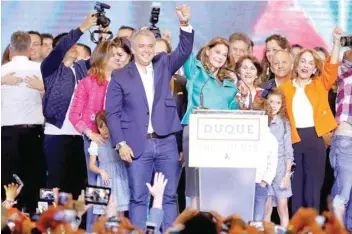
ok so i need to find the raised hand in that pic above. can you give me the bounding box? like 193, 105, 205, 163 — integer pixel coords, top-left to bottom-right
80, 13, 98, 32
146, 172, 168, 197
333, 27, 343, 44
4, 183, 22, 202
176, 4, 190, 25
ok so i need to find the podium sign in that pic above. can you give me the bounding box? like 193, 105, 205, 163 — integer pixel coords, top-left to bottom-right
189, 110, 268, 168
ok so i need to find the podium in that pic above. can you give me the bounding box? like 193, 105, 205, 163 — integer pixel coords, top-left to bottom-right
189, 109, 268, 222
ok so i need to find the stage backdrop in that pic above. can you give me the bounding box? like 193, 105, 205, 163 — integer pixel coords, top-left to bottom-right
1, 0, 352, 57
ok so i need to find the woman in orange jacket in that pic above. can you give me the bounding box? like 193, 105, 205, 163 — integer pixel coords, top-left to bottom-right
280, 27, 343, 214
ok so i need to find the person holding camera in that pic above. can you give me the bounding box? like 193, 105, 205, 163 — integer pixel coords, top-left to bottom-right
105, 4, 194, 231
41, 13, 97, 199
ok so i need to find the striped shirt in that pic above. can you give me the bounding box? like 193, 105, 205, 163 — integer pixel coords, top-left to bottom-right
335, 58, 352, 125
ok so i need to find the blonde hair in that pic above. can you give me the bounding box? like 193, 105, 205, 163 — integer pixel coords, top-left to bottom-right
291, 49, 323, 80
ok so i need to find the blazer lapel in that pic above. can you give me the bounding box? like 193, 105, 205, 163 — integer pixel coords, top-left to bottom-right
128, 62, 149, 108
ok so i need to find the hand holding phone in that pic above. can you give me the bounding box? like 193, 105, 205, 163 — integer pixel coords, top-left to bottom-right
85, 185, 111, 206
39, 189, 55, 202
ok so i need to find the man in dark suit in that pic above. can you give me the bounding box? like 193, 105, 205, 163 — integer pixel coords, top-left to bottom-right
105, 5, 194, 231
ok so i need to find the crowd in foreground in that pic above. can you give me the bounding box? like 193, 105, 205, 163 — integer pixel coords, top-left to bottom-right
1, 3, 352, 234
1, 173, 350, 234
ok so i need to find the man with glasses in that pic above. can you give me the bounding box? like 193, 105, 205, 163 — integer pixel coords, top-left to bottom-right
28, 31, 43, 63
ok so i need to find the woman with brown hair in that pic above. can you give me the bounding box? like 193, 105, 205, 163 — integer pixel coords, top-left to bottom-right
260, 34, 290, 83
280, 28, 343, 214
181, 37, 238, 208
235, 55, 263, 109
69, 39, 131, 224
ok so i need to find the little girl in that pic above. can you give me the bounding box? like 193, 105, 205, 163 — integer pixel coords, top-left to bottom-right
88, 110, 129, 216
255, 88, 294, 228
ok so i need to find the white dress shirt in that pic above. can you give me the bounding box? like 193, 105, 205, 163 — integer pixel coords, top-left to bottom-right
44, 66, 80, 135
1, 56, 44, 126
136, 63, 155, 134
292, 79, 315, 128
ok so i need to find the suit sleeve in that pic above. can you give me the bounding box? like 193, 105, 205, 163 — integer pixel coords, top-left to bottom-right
167, 29, 195, 76
105, 74, 125, 147
41, 28, 83, 79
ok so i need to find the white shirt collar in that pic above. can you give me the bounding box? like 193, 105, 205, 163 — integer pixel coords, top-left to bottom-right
293, 78, 312, 88
11, 56, 30, 62
135, 62, 153, 75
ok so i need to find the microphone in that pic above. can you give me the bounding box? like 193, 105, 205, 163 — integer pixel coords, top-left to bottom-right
199, 78, 211, 108
237, 77, 252, 110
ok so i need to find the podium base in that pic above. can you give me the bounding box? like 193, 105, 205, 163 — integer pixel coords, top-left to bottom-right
198, 168, 256, 222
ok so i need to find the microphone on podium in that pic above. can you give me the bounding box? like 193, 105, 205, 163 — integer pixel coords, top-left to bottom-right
199, 78, 210, 109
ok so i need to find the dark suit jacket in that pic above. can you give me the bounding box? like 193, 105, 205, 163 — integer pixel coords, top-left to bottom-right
105, 29, 194, 158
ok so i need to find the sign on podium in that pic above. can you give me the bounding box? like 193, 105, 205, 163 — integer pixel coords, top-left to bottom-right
188, 109, 268, 221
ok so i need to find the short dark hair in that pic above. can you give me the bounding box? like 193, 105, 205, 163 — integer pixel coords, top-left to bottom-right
291, 44, 303, 49
119, 25, 135, 32
41, 33, 54, 41
77, 43, 92, 56
53, 32, 68, 48
28, 30, 42, 44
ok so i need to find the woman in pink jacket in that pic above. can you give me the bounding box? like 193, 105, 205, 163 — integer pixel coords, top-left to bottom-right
69, 38, 132, 184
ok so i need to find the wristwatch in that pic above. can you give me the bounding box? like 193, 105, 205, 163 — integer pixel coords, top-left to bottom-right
115, 141, 126, 150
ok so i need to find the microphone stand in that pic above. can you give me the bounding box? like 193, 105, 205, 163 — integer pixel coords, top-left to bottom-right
199, 78, 211, 109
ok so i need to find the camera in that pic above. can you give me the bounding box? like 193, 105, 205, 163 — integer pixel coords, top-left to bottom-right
341, 36, 352, 47
148, 2, 161, 38
94, 1, 111, 28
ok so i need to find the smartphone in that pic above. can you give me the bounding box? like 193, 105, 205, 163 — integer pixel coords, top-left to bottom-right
39, 188, 54, 202
37, 202, 49, 213
58, 192, 70, 206
85, 185, 111, 205
105, 216, 120, 230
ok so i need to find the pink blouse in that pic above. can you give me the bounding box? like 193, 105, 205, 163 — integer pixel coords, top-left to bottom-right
69, 75, 108, 134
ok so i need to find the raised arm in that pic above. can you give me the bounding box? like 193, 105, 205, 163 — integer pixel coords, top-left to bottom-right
40, 13, 97, 78
321, 27, 342, 90
167, 5, 194, 75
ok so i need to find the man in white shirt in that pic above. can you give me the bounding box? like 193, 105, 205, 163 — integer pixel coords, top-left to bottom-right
1, 31, 46, 213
